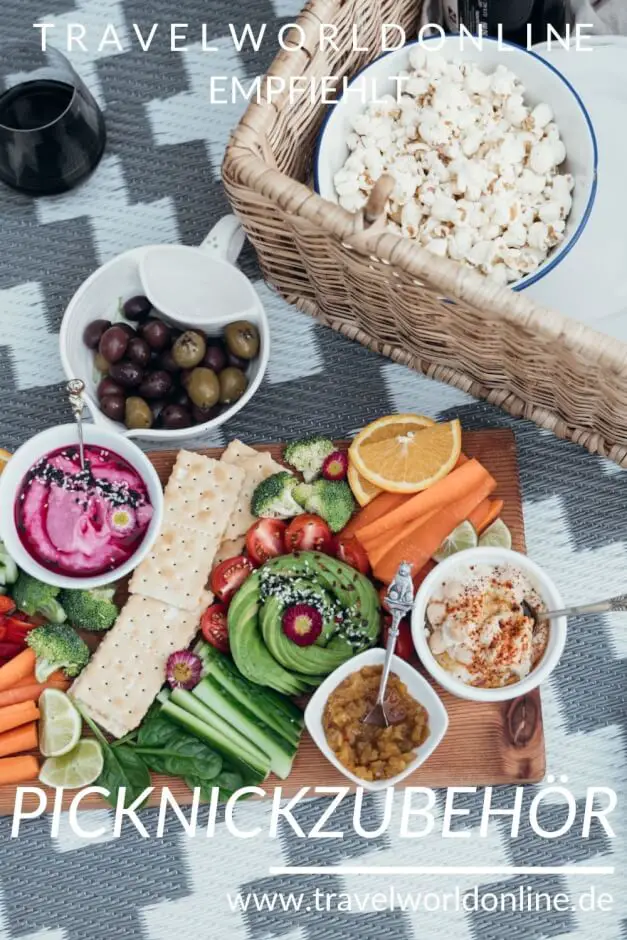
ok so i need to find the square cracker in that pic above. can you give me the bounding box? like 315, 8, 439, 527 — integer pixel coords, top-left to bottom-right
162, 449, 244, 537
129, 523, 218, 610
221, 450, 287, 539
221, 439, 258, 463
70, 595, 204, 738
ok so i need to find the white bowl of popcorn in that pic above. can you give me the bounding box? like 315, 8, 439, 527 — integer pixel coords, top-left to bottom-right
315, 37, 597, 290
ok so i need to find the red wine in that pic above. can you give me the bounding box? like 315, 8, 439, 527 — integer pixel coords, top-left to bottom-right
444, 0, 570, 47
0, 78, 106, 195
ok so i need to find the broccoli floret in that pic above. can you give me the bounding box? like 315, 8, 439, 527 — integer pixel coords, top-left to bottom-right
297, 480, 357, 533
26, 623, 90, 682
60, 586, 119, 632
0, 540, 18, 587
251, 472, 302, 519
283, 436, 335, 483
293, 481, 312, 508
12, 572, 66, 623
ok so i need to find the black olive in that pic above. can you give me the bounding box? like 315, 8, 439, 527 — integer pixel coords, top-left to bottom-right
100, 394, 126, 421
109, 360, 144, 388
161, 404, 192, 430
98, 326, 129, 364
83, 319, 111, 349
139, 370, 173, 400
123, 295, 152, 321
97, 376, 124, 401
126, 337, 151, 368
139, 318, 171, 351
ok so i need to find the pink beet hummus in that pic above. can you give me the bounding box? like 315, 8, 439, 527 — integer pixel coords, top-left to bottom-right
15, 445, 153, 578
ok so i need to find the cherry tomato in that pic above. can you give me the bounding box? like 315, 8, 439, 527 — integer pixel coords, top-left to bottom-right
382, 615, 415, 662
210, 555, 254, 604
284, 514, 334, 554
246, 518, 287, 566
200, 602, 230, 653
335, 535, 370, 575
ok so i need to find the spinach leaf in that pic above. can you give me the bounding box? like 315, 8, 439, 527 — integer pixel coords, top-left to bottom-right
184, 769, 245, 804
80, 710, 152, 809
135, 706, 222, 781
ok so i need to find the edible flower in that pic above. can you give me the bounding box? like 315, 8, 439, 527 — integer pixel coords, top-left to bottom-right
107, 505, 137, 535
166, 650, 202, 690
321, 451, 348, 482
282, 604, 323, 647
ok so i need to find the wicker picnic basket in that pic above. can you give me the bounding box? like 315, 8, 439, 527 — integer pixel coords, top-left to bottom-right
222, 0, 627, 466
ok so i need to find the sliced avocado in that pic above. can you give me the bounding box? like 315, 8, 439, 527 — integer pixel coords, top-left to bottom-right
261, 596, 350, 676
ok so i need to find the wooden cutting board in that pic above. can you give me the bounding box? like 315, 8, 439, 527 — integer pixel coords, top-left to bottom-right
0, 428, 545, 814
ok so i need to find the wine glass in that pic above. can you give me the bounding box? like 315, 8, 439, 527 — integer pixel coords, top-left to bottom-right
0, 41, 106, 196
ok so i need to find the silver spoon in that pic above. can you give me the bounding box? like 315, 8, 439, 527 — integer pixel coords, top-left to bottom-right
66, 379, 86, 469
363, 561, 415, 728
522, 594, 627, 627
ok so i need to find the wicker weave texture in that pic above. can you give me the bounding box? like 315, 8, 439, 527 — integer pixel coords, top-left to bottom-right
223, 0, 627, 466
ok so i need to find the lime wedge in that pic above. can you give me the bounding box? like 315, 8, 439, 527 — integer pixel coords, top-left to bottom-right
39, 689, 82, 758
39, 739, 104, 789
479, 518, 512, 550
433, 520, 478, 563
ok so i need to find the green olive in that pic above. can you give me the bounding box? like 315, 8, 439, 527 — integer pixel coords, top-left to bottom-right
224, 320, 259, 360
187, 367, 220, 409
172, 330, 207, 369
219, 367, 248, 405
125, 396, 153, 430
94, 352, 110, 374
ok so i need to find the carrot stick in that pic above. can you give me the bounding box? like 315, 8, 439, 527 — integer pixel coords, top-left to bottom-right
0, 597, 16, 615
365, 508, 440, 567
359, 459, 493, 545
0, 680, 70, 709
0, 755, 39, 786
342, 491, 409, 541
0, 701, 40, 735
0, 722, 38, 758
374, 473, 497, 583
455, 453, 470, 467
0, 649, 36, 693
14, 671, 66, 688
469, 498, 504, 535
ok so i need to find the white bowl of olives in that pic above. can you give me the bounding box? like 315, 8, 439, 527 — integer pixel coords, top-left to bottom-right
59, 216, 269, 441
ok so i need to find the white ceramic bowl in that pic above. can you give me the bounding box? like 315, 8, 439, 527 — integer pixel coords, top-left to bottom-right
0, 424, 163, 589
315, 36, 598, 292
305, 648, 449, 792
59, 223, 269, 442
411, 547, 567, 703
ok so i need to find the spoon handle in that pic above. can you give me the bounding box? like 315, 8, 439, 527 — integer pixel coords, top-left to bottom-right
541, 594, 627, 620
376, 608, 401, 705
66, 379, 86, 470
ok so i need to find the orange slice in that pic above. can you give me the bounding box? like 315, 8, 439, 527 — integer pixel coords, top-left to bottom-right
347, 461, 382, 507
0, 448, 12, 476
349, 415, 462, 493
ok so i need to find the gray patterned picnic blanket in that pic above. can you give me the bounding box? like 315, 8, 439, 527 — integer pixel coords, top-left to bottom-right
0, 3, 624, 939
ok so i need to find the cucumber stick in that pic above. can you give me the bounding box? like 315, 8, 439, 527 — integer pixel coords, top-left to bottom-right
193, 677, 297, 780
169, 689, 271, 776
199, 651, 303, 746
160, 699, 268, 783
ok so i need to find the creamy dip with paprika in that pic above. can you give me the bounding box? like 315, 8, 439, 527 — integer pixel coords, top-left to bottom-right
15, 445, 153, 578
426, 563, 549, 688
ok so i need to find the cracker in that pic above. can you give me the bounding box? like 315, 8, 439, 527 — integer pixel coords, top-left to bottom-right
213, 535, 247, 567
70, 595, 203, 738
162, 450, 244, 537
221, 448, 287, 539
221, 439, 258, 463
129, 524, 219, 610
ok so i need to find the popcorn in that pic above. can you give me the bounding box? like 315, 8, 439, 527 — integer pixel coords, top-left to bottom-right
333, 51, 573, 285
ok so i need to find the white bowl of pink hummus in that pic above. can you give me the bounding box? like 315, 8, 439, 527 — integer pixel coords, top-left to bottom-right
0, 425, 163, 589
411, 547, 567, 703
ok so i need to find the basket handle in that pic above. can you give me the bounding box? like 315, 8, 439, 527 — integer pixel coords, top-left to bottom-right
362, 174, 395, 229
